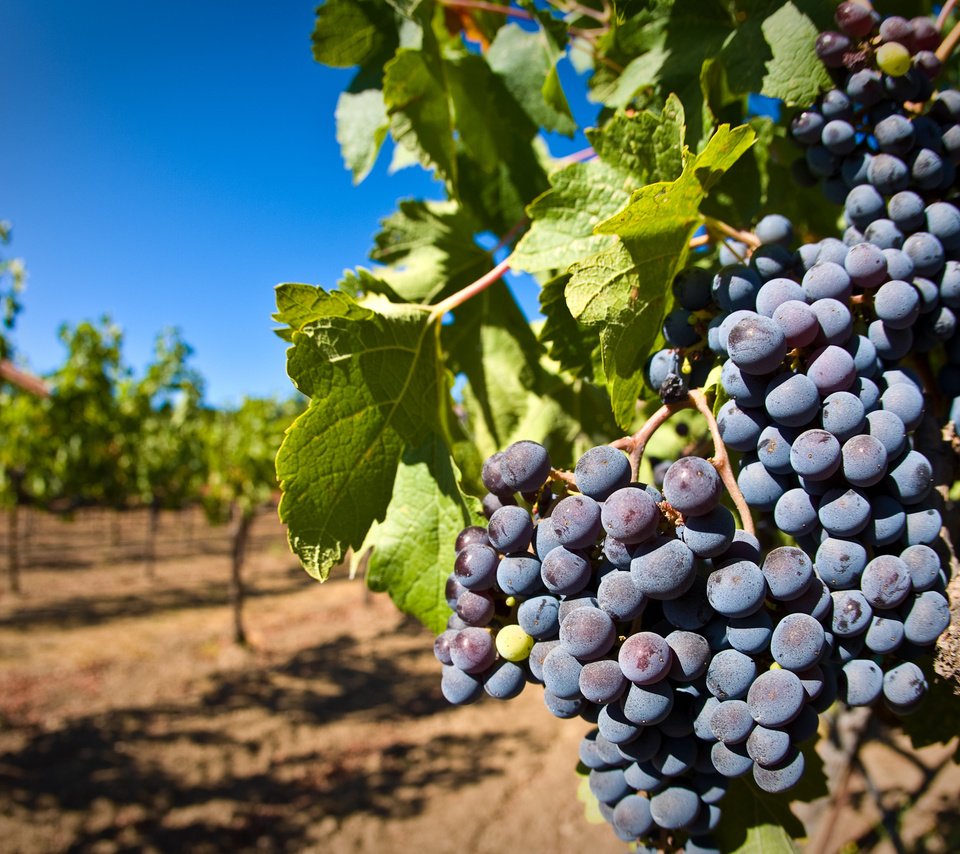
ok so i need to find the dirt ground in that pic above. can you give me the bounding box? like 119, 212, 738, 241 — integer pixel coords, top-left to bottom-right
0, 507, 958, 853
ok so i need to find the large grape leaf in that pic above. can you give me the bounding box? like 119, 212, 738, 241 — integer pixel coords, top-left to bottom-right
715, 779, 802, 853
511, 99, 686, 275
335, 89, 390, 184
366, 433, 483, 633
486, 23, 575, 137
567, 124, 756, 428
370, 200, 491, 302
538, 273, 600, 379
312, 0, 399, 68
720, 1, 833, 106
275, 285, 443, 580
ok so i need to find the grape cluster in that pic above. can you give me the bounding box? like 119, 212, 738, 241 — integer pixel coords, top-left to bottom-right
434, 5, 957, 851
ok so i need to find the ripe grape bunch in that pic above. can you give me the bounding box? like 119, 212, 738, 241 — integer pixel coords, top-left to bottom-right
435, 3, 957, 852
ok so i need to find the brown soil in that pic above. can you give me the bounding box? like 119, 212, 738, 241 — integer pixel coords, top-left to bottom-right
0, 507, 958, 853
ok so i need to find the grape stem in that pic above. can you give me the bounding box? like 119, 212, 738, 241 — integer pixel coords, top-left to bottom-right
553, 147, 597, 168
702, 216, 762, 250
936, 18, 960, 63
688, 388, 756, 538
621, 402, 684, 479
937, 0, 957, 32
429, 257, 512, 321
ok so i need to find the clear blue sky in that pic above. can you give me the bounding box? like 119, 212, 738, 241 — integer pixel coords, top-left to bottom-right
0, 1, 594, 405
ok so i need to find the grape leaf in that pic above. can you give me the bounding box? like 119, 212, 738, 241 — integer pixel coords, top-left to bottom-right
383, 47, 458, 184
274, 285, 443, 580
370, 200, 491, 302
335, 89, 390, 184
487, 23, 575, 136
715, 778, 803, 853
720, 1, 832, 107
538, 273, 600, 378
512, 101, 686, 275
312, 0, 399, 68
567, 124, 755, 428
366, 433, 483, 633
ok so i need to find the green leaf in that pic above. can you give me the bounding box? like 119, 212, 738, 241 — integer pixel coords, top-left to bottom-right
335, 89, 390, 183
370, 200, 491, 302
720, 1, 833, 106
312, 0, 398, 68
275, 286, 443, 580
366, 433, 482, 633
538, 273, 600, 378
487, 24, 575, 136
568, 124, 755, 427
715, 779, 805, 852
383, 48, 457, 184
512, 99, 686, 275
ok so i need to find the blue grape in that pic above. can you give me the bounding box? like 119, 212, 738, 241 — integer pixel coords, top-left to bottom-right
903, 231, 945, 276
770, 613, 825, 671
807, 345, 856, 394
791, 110, 824, 144
710, 700, 754, 744
864, 218, 904, 250
602, 486, 661, 543
721, 359, 767, 408
881, 247, 915, 281
693, 695, 722, 742
455, 588, 495, 625
790, 429, 841, 480
746, 726, 791, 768
652, 736, 698, 776
784, 577, 832, 622
560, 606, 616, 661
750, 243, 796, 281
875, 114, 915, 155
630, 536, 697, 600
710, 740, 753, 777
589, 767, 631, 804
542, 646, 584, 698
882, 661, 928, 711
612, 794, 653, 838
831, 590, 873, 637
726, 609, 773, 655
939, 260, 960, 307
817, 237, 849, 265
528, 639, 560, 682
758, 424, 798, 474
865, 613, 905, 654
622, 680, 674, 726
499, 440, 551, 492
880, 383, 924, 431
842, 150, 873, 187
518, 595, 561, 640
737, 458, 788, 511
706, 649, 757, 701
774, 488, 819, 537
765, 373, 819, 427
756, 277, 805, 316
716, 309, 755, 354
646, 348, 681, 394
887, 190, 925, 230
755, 214, 794, 246
851, 375, 880, 409
618, 631, 672, 685
551, 494, 602, 548
454, 543, 499, 590
822, 118, 856, 154
663, 457, 723, 516
718, 239, 749, 266
623, 759, 665, 792
845, 185, 885, 229
861, 554, 912, 609
663, 308, 700, 348
598, 570, 647, 621
904, 505, 942, 546
845, 68, 883, 105
925, 201, 960, 249
885, 449, 933, 505
821, 391, 866, 441
864, 409, 907, 457
726, 314, 788, 374
912, 148, 946, 189
574, 445, 632, 500
673, 268, 714, 311
706, 560, 766, 618
718, 400, 767, 451
680, 505, 736, 558
752, 749, 805, 794
497, 553, 544, 595
441, 664, 484, 704
874, 280, 920, 329
816, 537, 868, 589
844, 241, 888, 288
580, 659, 628, 704
900, 544, 942, 592
617, 727, 663, 763
772, 300, 820, 348
762, 546, 814, 601
902, 590, 951, 645
803, 261, 852, 302
649, 786, 702, 830
665, 630, 710, 681
450, 627, 496, 673
484, 660, 526, 700
487, 505, 534, 552
867, 153, 910, 194
579, 730, 624, 769
811, 297, 853, 345
841, 434, 888, 487
712, 265, 762, 311
597, 701, 640, 744
747, 669, 805, 727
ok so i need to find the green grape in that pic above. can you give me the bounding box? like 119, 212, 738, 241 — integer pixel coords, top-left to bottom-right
877, 42, 911, 77
496, 624, 535, 661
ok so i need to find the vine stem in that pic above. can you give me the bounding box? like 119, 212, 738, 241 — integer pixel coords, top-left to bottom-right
702, 216, 762, 250
429, 257, 511, 321
621, 402, 686, 481
493, 217, 529, 253
553, 146, 596, 168
936, 18, 960, 62
438, 0, 535, 21
938, 0, 957, 32
687, 389, 756, 538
